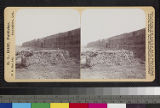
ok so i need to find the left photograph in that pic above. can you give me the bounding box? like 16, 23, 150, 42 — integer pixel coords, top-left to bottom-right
15, 9, 80, 79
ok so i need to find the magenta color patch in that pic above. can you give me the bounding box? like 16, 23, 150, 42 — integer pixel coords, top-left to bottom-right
89, 103, 107, 108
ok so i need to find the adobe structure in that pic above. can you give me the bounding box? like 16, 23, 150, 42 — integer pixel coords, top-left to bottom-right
87, 28, 145, 61
22, 28, 80, 59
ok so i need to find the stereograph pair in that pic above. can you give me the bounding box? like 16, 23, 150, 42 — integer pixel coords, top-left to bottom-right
4, 7, 155, 82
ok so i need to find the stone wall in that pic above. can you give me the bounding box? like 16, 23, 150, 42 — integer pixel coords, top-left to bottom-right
22, 28, 80, 59
87, 28, 145, 61
83, 50, 141, 67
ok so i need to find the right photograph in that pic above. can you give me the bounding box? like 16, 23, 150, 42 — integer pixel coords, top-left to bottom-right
81, 9, 146, 79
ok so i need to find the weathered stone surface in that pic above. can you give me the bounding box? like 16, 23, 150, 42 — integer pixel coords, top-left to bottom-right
16, 49, 72, 68
81, 49, 141, 67
22, 28, 80, 59
87, 28, 145, 61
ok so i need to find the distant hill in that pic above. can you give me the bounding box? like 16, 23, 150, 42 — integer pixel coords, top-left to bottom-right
87, 28, 145, 61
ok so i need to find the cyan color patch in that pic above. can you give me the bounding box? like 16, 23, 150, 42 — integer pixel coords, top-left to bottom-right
12, 103, 31, 108
0, 103, 12, 108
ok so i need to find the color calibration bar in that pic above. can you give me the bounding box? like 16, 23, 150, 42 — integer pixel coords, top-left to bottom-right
0, 103, 160, 108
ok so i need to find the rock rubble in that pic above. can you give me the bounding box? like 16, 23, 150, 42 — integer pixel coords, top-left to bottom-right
81, 49, 141, 67
16, 49, 71, 68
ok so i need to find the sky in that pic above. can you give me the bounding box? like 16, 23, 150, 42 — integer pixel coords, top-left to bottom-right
16, 8, 145, 46
81, 9, 145, 46
16, 9, 80, 45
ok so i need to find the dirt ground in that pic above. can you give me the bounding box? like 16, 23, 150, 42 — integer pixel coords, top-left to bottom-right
81, 47, 145, 79
16, 46, 80, 79
16, 63, 80, 79
81, 64, 145, 79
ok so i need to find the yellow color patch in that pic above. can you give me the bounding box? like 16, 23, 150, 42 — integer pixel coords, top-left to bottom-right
50, 103, 69, 108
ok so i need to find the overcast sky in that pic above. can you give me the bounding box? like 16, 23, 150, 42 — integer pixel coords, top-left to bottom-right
16, 9, 80, 45
16, 8, 145, 46
81, 9, 145, 46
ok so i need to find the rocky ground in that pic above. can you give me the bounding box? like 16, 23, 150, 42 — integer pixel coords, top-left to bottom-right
16, 46, 80, 79
81, 48, 145, 79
